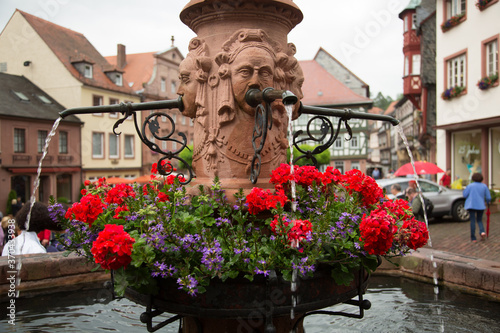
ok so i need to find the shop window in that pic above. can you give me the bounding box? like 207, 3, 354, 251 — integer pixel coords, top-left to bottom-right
453, 131, 481, 185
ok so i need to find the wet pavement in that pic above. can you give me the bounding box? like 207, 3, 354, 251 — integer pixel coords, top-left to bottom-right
425, 210, 500, 262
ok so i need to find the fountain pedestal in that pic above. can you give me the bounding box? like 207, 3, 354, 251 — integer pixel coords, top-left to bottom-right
178, 0, 304, 193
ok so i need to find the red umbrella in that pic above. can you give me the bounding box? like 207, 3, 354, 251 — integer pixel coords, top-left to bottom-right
486, 204, 491, 238
393, 162, 445, 177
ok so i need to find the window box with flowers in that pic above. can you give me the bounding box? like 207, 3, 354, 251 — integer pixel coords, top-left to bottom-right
477, 72, 499, 90
476, 0, 498, 10
441, 13, 465, 32
441, 86, 466, 100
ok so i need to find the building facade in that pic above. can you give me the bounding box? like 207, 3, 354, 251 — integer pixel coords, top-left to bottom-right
0, 73, 82, 213
435, 0, 499, 188
0, 10, 142, 183
106, 42, 190, 175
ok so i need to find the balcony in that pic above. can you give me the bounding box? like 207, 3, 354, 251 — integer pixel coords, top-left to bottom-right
403, 75, 421, 96
37, 155, 53, 163
58, 155, 74, 163
12, 154, 31, 163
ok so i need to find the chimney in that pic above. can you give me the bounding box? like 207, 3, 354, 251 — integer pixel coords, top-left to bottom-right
117, 44, 126, 69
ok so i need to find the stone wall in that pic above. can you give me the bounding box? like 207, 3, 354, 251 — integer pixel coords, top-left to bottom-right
0, 252, 110, 300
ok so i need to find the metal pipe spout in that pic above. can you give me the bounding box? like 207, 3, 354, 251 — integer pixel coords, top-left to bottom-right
245, 88, 298, 108
59, 97, 184, 118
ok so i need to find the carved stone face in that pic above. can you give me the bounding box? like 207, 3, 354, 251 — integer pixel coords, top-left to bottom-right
230, 47, 275, 115
177, 57, 197, 117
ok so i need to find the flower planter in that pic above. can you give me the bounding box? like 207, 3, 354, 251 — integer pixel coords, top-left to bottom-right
125, 266, 370, 332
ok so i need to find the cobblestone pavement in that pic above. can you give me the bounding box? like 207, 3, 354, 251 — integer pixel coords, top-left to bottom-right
425, 210, 500, 262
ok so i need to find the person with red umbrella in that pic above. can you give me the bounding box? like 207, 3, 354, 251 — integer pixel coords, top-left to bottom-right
463, 173, 491, 242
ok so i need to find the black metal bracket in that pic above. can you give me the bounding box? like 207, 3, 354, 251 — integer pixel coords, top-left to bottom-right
291, 268, 371, 331
245, 88, 298, 184
140, 295, 184, 332
292, 103, 400, 167
59, 97, 194, 184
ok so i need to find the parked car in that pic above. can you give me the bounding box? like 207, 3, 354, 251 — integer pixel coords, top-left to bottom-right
376, 178, 469, 222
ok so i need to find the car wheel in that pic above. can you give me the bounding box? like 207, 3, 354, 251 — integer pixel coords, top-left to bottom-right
452, 201, 469, 222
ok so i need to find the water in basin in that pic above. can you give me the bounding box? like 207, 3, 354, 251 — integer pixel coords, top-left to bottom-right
2, 276, 499, 332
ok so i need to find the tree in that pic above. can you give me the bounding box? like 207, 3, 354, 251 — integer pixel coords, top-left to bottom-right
287, 144, 331, 167
179, 145, 193, 170
373, 92, 394, 110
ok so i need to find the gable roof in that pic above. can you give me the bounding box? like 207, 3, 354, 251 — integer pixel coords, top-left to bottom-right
17, 10, 137, 95
106, 51, 157, 92
299, 60, 372, 107
0, 72, 81, 123
106, 48, 184, 92
313, 47, 369, 88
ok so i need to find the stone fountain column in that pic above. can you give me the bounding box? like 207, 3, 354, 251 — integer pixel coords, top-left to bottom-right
179, 0, 304, 196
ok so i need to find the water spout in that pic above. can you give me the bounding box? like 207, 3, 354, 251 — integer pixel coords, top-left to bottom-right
245, 88, 298, 108
59, 97, 184, 118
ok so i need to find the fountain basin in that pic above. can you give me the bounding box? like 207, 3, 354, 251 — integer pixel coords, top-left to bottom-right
124, 266, 369, 319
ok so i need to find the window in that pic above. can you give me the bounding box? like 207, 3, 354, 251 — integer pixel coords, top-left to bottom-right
412, 54, 421, 75
412, 13, 417, 30
84, 64, 93, 78
162, 140, 167, 151
93, 95, 103, 116
351, 162, 360, 170
446, 0, 466, 19
109, 134, 119, 158
404, 16, 408, 32
124, 135, 134, 158
350, 135, 359, 148
36, 94, 52, 104
171, 80, 176, 94
38, 130, 48, 153
161, 78, 166, 92
446, 53, 466, 88
14, 128, 26, 153
485, 38, 498, 77
109, 98, 119, 118
182, 116, 186, 125
334, 135, 343, 149
13, 91, 29, 101
92, 132, 104, 158
404, 56, 409, 77
114, 73, 123, 86
335, 161, 344, 174
59, 131, 68, 154
0, 62, 7, 72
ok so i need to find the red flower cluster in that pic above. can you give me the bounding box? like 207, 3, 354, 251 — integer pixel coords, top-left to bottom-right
113, 205, 129, 219
105, 183, 136, 205
321, 166, 343, 185
151, 160, 174, 174
359, 210, 397, 255
166, 174, 186, 185
65, 193, 106, 226
373, 199, 413, 221
91, 224, 135, 270
401, 219, 429, 250
270, 164, 322, 187
246, 187, 288, 215
270, 216, 312, 248
340, 169, 383, 207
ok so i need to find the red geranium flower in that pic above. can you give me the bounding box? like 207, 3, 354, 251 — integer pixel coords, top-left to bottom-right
341, 169, 383, 207
91, 224, 135, 270
401, 218, 429, 250
270, 215, 312, 248
105, 183, 136, 206
65, 193, 106, 226
359, 210, 397, 255
246, 187, 288, 215
113, 205, 129, 219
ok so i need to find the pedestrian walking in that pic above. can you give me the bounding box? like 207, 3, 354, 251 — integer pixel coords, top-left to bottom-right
463, 173, 491, 242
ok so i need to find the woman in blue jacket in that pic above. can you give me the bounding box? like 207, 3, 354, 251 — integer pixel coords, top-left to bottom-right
463, 173, 491, 242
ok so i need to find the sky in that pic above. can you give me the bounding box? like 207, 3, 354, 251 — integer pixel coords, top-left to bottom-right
0, 0, 408, 99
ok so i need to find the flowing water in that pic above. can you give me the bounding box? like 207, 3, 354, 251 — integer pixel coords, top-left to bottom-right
2, 276, 499, 332
285, 103, 299, 321
25, 117, 62, 231
395, 124, 443, 329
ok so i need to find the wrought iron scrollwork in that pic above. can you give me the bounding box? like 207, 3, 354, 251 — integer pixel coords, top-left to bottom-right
58, 97, 194, 185
250, 104, 273, 184
134, 112, 194, 185
292, 114, 353, 167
